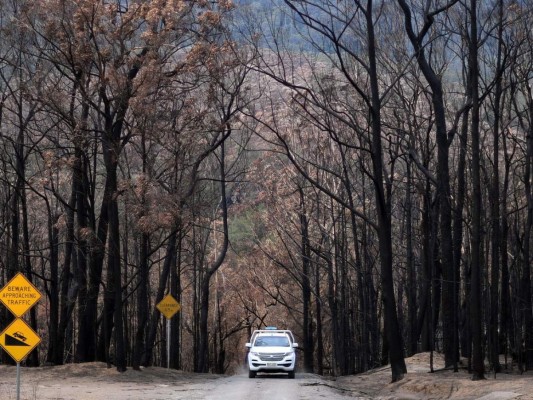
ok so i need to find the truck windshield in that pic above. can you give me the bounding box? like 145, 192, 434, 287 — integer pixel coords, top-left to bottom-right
254, 336, 290, 347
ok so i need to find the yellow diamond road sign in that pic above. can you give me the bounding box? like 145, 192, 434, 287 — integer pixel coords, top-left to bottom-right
156, 294, 181, 319
0, 273, 42, 317
0, 318, 41, 362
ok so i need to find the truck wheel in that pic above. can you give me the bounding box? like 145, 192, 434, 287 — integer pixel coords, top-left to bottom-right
288, 371, 295, 379
249, 370, 256, 378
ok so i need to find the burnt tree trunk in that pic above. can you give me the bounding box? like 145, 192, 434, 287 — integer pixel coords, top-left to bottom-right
196, 140, 229, 373
398, 0, 458, 369
299, 187, 314, 372
489, 0, 504, 373
469, 0, 485, 379
142, 231, 177, 366
367, 2, 406, 381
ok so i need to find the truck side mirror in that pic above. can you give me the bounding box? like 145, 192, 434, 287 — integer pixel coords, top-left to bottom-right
292, 343, 299, 348
245, 343, 251, 348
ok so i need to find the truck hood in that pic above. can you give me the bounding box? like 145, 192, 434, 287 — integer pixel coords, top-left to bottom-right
250, 346, 293, 353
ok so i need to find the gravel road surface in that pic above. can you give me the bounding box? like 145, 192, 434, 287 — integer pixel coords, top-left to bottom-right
179, 372, 353, 400
0, 364, 360, 400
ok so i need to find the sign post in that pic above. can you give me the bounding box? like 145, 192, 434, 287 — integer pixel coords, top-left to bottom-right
156, 294, 181, 369
0, 273, 42, 400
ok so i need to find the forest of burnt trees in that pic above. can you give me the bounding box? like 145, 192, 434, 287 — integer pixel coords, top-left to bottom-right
0, 0, 532, 383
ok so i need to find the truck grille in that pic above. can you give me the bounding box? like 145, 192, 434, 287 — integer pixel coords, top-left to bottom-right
258, 353, 285, 362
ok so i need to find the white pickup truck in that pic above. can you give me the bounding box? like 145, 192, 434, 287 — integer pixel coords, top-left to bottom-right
245, 327, 298, 379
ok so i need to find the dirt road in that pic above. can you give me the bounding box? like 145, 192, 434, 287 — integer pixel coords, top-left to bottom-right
2, 355, 530, 400
186, 373, 354, 400
0, 364, 359, 400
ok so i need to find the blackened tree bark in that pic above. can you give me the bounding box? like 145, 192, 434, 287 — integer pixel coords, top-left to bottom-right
132, 230, 150, 370
516, 66, 533, 371
197, 139, 230, 373
524, 63, 533, 373
6, 38, 39, 366
299, 187, 314, 372
365, 1, 406, 381
325, 230, 343, 376
101, 107, 127, 373
22, 174, 39, 367
314, 252, 324, 375
276, 0, 407, 381
195, 49, 249, 372
455, 110, 469, 365
405, 161, 417, 357
57, 178, 78, 365
132, 132, 150, 371
418, 178, 436, 353
16, 101, 40, 367
169, 235, 182, 370
142, 231, 177, 367
488, 0, 504, 373
45, 211, 60, 365
339, 137, 371, 372
499, 128, 513, 363
397, 0, 459, 369
97, 43, 148, 371
74, 106, 91, 363
94, 168, 112, 362
468, 0, 485, 380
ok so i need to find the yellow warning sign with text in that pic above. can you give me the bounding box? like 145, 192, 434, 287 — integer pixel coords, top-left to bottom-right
156, 294, 181, 319
0, 273, 42, 317
0, 318, 41, 362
